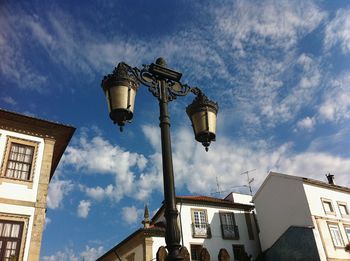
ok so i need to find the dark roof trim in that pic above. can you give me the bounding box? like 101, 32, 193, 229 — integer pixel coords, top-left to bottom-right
177, 196, 254, 210
96, 227, 165, 260
0, 109, 75, 179
151, 196, 254, 223
302, 177, 350, 194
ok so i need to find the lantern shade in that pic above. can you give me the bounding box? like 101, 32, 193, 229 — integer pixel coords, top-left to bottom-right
186, 94, 218, 151
101, 63, 139, 129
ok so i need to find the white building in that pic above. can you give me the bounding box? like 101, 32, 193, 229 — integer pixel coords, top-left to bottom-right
98, 193, 261, 261
0, 109, 75, 261
253, 171, 350, 261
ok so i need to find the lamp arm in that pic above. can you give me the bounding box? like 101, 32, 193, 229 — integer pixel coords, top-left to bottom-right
117, 62, 208, 102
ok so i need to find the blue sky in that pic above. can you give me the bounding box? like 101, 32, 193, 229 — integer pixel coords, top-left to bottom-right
1, 0, 350, 260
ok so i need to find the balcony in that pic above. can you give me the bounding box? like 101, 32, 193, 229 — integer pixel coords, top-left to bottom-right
192, 223, 211, 238
221, 224, 239, 239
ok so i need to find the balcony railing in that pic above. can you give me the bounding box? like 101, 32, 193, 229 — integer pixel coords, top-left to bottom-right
192, 223, 211, 238
221, 224, 239, 239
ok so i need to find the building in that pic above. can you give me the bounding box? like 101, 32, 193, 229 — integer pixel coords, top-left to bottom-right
0, 109, 75, 261
253, 171, 350, 261
98, 192, 261, 261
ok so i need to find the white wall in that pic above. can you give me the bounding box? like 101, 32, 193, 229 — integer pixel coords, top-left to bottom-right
225, 192, 253, 205
0, 129, 45, 261
304, 183, 350, 260
0, 203, 35, 261
151, 236, 166, 259
253, 174, 313, 251
119, 243, 143, 261
177, 203, 260, 259
304, 183, 350, 218
0, 129, 44, 202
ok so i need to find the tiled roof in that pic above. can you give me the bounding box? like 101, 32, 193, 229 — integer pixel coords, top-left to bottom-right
253, 172, 350, 200
177, 195, 233, 204
302, 177, 350, 193
96, 226, 165, 260
151, 194, 254, 223
0, 108, 75, 179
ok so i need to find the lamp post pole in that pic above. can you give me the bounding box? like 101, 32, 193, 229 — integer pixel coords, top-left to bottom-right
158, 75, 182, 260
101, 58, 218, 260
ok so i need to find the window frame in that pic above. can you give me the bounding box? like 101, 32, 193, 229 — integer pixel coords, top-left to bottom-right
190, 244, 202, 261
125, 252, 135, 261
190, 209, 211, 238
1, 136, 38, 187
344, 225, 350, 242
321, 198, 336, 216
219, 212, 239, 240
232, 244, 246, 261
0, 220, 24, 261
337, 202, 350, 218
327, 223, 344, 248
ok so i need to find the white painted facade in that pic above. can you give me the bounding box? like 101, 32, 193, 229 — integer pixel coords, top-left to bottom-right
0, 129, 45, 260
0, 130, 44, 201
0, 109, 74, 261
253, 172, 350, 260
151, 236, 166, 257
150, 194, 261, 260
99, 193, 262, 261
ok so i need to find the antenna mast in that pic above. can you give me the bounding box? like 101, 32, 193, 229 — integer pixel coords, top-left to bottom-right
240, 169, 256, 196
216, 176, 223, 197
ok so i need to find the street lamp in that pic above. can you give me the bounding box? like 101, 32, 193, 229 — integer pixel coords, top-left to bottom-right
101, 58, 218, 260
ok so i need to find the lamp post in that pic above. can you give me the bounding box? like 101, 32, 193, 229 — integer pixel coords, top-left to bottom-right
101, 58, 218, 260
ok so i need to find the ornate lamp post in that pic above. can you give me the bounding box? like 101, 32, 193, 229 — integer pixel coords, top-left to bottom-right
101, 58, 218, 260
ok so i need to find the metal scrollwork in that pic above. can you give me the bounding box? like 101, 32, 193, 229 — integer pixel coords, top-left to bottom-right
118, 60, 205, 102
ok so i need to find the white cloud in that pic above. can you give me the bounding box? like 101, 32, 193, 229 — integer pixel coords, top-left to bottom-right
80, 246, 104, 261
62, 129, 157, 202
297, 116, 316, 131
324, 9, 350, 54
214, 0, 325, 51
47, 178, 74, 209
1, 96, 17, 106
42, 248, 78, 261
318, 72, 350, 123
0, 10, 47, 91
121, 206, 143, 225
149, 126, 350, 194
44, 217, 51, 230
77, 200, 91, 218
75, 122, 350, 203
85, 185, 113, 201
42, 246, 104, 261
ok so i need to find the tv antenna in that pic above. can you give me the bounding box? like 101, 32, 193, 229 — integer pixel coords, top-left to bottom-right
240, 169, 256, 196
215, 176, 223, 197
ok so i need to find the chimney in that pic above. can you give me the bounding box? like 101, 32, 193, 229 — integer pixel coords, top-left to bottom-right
326, 173, 335, 185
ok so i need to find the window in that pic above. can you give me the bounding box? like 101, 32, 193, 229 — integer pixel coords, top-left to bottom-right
232, 245, 246, 261
345, 226, 350, 241
1, 137, 38, 183
328, 223, 344, 247
190, 244, 202, 261
0, 220, 23, 261
338, 202, 349, 217
5, 143, 34, 180
321, 199, 335, 215
126, 252, 135, 261
220, 212, 239, 239
191, 209, 210, 238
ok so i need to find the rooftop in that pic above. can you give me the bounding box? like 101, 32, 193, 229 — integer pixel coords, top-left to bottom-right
0, 108, 75, 179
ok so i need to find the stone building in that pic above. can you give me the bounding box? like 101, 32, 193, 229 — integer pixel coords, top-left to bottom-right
0, 109, 75, 261
98, 193, 261, 260
253, 172, 350, 261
